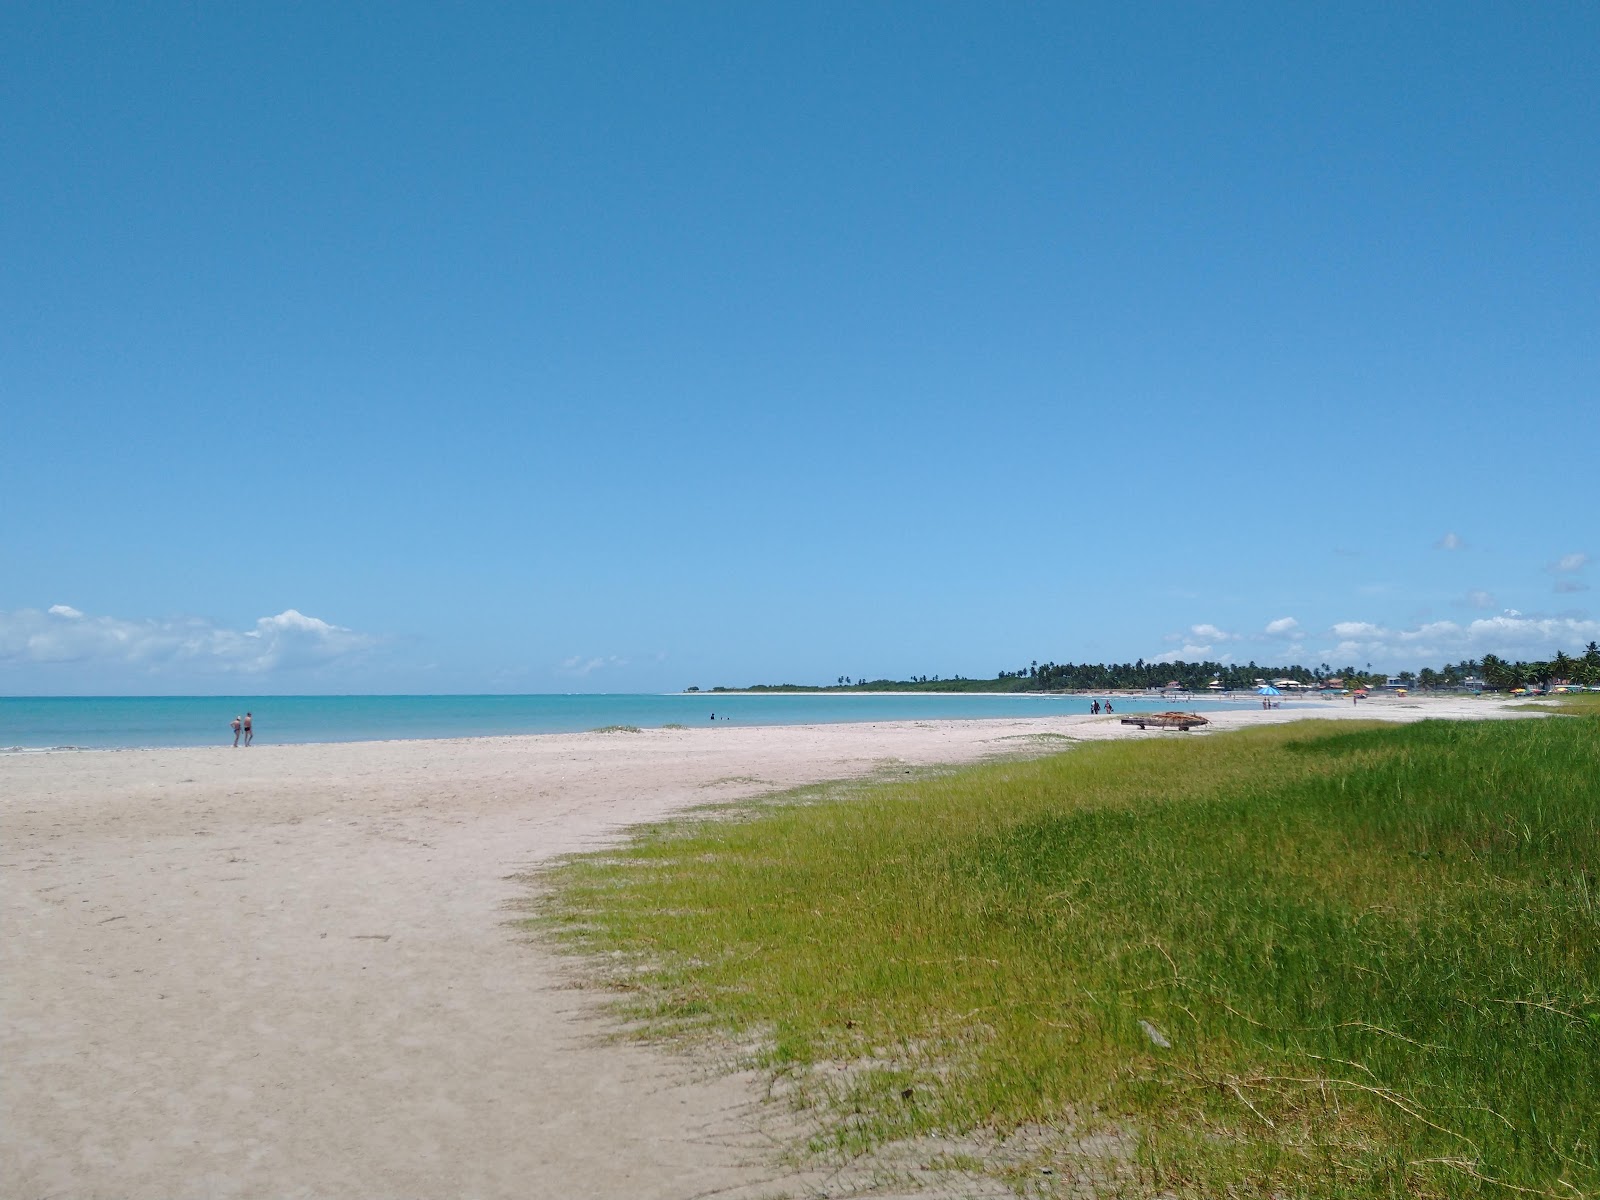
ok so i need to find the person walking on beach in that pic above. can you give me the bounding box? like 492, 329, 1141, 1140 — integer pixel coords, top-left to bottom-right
1090, 700, 1100, 715
243, 712, 253, 746
1104, 700, 1113, 714
230, 715, 242, 747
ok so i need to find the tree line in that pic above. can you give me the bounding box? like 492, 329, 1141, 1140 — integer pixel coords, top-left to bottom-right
714, 642, 1600, 693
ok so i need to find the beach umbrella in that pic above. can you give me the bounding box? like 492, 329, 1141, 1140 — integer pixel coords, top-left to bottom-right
1257, 685, 1282, 696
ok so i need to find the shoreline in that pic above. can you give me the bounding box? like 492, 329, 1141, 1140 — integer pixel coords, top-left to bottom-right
1, 698, 1545, 1198
0, 689, 1515, 755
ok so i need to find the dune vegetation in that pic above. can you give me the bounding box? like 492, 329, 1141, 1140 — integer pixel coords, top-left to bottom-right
534, 716, 1599, 1197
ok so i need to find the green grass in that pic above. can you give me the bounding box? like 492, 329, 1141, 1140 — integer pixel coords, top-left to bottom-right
1515, 693, 1600, 717
531, 718, 1600, 1197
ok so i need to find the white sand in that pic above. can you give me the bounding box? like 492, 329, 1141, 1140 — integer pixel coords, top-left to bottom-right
1, 695, 1537, 1198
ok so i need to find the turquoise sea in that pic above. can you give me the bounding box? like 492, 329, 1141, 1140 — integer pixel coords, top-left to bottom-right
0, 693, 1271, 751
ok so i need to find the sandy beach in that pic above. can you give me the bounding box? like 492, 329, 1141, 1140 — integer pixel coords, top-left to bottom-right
1, 695, 1539, 1198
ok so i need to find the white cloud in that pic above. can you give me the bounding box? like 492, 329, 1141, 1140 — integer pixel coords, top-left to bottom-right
1465, 590, 1497, 610
1152, 624, 1240, 660
253, 609, 340, 636
0, 606, 374, 676
1331, 621, 1382, 638
1319, 613, 1600, 666
1264, 617, 1299, 636
1550, 552, 1589, 573
1435, 532, 1465, 551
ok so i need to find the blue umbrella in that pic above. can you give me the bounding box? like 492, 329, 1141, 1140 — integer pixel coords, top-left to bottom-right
1257, 685, 1282, 696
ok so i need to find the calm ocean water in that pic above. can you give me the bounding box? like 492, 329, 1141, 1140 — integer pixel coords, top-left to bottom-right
0, 693, 1268, 751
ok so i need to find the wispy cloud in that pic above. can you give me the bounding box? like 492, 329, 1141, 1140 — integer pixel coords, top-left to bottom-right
1150, 643, 1224, 664
0, 606, 375, 676
1435, 532, 1465, 551
1555, 579, 1591, 594
1189, 623, 1238, 642
1465, 590, 1497, 610
1550, 552, 1589, 573
1264, 616, 1299, 636
557, 654, 629, 677
1331, 621, 1383, 639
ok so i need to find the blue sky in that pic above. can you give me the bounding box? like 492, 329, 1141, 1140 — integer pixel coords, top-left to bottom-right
3, 2, 1595, 694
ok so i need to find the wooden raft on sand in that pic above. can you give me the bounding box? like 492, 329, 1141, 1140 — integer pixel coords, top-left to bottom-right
1120, 711, 1210, 732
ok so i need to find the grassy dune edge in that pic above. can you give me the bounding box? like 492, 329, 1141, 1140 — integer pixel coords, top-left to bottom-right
528, 719, 1600, 1198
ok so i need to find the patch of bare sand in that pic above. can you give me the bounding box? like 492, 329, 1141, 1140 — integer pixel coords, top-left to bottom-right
1, 698, 1534, 1198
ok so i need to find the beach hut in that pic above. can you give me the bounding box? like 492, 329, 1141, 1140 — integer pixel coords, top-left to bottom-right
1206, 680, 1225, 691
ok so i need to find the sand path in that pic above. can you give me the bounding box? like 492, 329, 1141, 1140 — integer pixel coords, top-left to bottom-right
1, 697, 1532, 1198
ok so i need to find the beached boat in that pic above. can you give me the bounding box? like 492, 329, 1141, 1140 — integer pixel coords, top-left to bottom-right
1120, 711, 1210, 731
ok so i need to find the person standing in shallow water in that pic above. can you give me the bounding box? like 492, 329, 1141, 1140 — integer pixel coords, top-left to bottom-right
230, 715, 241, 747
243, 712, 253, 746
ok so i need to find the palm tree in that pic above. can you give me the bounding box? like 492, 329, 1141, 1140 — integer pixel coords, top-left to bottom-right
1481, 654, 1511, 690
